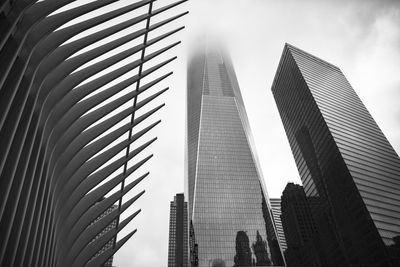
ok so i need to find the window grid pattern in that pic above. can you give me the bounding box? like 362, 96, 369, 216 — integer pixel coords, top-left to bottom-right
290, 46, 400, 246
280, 183, 320, 266
168, 194, 188, 267
88, 204, 118, 267
269, 198, 287, 251
272, 44, 398, 266
187, 46, 284, 267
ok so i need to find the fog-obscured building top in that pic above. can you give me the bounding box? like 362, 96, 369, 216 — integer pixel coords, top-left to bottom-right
186, 40, 284, 266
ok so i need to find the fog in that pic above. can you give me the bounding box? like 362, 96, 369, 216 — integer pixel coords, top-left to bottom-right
107, 0, 400, 266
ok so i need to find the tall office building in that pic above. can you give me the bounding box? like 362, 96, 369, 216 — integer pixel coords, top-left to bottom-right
272, 43, 400, 266
89, 202, 119, 267
280, 183, 320, 267
186, 41, 284, 267
0, 0, 186, 266
269, 198, 287, 252
168, 193, 188, 267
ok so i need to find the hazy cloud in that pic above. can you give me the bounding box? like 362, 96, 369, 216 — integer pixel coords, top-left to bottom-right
114, 1, 400, 266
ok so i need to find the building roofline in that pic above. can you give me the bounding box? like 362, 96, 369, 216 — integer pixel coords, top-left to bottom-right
271, 43, 341, 92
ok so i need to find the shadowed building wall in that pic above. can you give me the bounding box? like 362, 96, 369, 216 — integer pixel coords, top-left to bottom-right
186, 41, 284, 267
272, 44, 400, 266
280, 183, 320, 267
168, 193, 188, 267
89, 202, 119, 267
0, 0, 186, 266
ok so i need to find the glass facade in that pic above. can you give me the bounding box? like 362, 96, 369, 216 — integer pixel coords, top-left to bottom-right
272, 44, 400, 266
186, 43, 284, 267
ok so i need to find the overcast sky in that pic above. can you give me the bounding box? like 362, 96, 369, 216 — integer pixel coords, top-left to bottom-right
86, 0, 400, 266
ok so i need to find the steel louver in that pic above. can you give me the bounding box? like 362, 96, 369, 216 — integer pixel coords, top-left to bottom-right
0, 0, 187, 266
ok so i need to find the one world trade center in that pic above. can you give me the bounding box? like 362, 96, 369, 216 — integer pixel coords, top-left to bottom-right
186, 40, 285, 267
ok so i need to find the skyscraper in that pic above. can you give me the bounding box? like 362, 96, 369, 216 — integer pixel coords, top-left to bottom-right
269, 198, 287, 252
186, 41, 284, 267
280, 183, 320, 267
89, 202, 119, 267
0, 0, 186, 266
272, 43, 400, 266
168, 193, 188, 267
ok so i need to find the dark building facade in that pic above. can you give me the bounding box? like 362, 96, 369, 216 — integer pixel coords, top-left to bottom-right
89, 203, 119, 267
280, 183, 320, 267
0, 1, 186, 266
168, 193, 189, 267
272, 44, 400, 266
186, 41, 284, 267
269, 198, 287, 252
